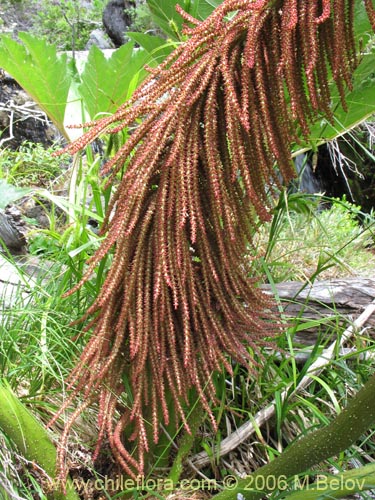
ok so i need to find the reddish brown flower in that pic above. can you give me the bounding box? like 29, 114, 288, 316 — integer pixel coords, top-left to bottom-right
49, 0, 374, 483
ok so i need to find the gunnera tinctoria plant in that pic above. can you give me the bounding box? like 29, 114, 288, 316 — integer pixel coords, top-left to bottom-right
49, 0, 375, 483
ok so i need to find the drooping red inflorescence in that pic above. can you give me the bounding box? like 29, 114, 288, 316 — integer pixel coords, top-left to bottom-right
49, 0, 375, 483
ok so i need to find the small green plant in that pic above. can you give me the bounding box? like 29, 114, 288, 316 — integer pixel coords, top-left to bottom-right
0, 141, 70, 188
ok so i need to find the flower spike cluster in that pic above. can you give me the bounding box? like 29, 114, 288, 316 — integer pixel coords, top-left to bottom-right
50, 0, 375, 483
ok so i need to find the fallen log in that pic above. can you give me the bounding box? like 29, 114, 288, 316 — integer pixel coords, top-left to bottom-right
262, 277, 375, 344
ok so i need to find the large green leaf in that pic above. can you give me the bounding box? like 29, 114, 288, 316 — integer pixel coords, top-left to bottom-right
78, 43, 149, 119
195, 0, 223, 20
0, 33, 72, 138
353, 0, 374, 43
304, 52, 375, 151
146, 0, 222, 40
147, 0, 191, 40
127, 32, 175, 65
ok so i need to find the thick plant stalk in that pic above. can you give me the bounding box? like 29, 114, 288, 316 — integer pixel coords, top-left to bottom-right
0, 380, 79, 500
285, 462, 375, 500
212, 372, 375, 500
168, 404, 205, 485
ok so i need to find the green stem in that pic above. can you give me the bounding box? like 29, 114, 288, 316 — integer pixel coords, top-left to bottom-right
168, 404, 204, 485
212, 372, 375, 500
0, 380, 80, 500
